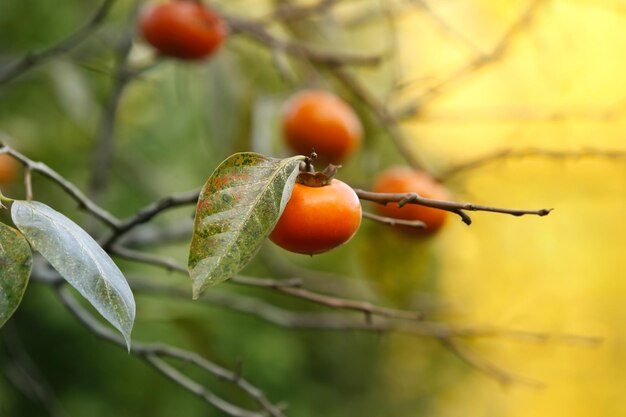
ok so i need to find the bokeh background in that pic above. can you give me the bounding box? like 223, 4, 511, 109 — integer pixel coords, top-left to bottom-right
1, 0, 625, 416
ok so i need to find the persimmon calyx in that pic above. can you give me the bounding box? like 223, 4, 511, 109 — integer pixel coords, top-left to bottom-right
296, 164, 341, 187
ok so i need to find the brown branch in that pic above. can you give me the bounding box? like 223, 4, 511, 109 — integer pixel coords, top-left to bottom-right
0, 141, 121, 229
55, 286, 287, 417
362, 211, 427, 229
258, 0, 337, 24
327, 67, 433, 171
439, 338, 544, 388
355, 188, 552, 226
101, 189, 200, 248
225, 15, 382, 67
109, 245, 303, 289
89, 8, 137, 200
440, 147, 626, 180
397, 0, 545, 118
0, 0, 117, 86
109, 246, 423, 321
128, 278, 602, 348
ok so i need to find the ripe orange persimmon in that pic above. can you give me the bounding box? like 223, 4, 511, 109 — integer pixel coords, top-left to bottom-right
372, 167, 449, 236
270, 179, 362, 255
140, 0, 227, 60
282, 90, 362, 164
0, 154, 18, 184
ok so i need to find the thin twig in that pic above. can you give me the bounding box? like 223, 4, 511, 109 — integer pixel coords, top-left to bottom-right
109, 245, 303, 288
362, 211, 426, 229
225, 15, 382, 67
258, 0, 336, 23
355, 188, 552, 226
102, 188, 200, 248
0, 141, 121, 229
439, 338, 544, 387
0, 0, 117, 86
128, 278, 602, 347
110, 246, 423, 321
55, 286, 287, 417
89, 7, 137, 200
397, 0, 544, 117
327, 67, 429, 170
440, 147, 626, 180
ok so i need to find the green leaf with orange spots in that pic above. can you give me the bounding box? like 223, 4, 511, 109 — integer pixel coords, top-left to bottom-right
0, 222, 32, 328
188, 153, 304, 297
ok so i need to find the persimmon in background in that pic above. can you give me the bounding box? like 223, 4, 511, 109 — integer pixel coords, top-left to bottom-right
140, 0, 227, 60
372, 167, 449, 235
282, 90, 363, 164
0, 154, 18, 184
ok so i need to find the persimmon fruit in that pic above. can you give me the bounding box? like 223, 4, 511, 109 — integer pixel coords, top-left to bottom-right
0, 154, 18, 184
270, 179, 362, 255
372, 167, 449, 235
282, 90, 362, 164
139, 0, 227, 60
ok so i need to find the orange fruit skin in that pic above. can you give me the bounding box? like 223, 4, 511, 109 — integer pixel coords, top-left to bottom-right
282, 90, 362, 164
372, 167, 449, 236
0, 154, 18, 184
140, 1, 227, 60
270, 179, 362, 255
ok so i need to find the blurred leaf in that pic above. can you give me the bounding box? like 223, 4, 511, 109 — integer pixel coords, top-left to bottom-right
0, 222, 32, 328
11, 201, 135, 349
188, 152, 304, 297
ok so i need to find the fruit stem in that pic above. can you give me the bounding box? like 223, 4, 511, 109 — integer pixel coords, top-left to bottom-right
0, 188, 14, 209
303, 150, 318, 173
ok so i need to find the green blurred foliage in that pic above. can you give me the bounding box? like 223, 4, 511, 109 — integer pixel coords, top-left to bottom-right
0, 1, 436, 416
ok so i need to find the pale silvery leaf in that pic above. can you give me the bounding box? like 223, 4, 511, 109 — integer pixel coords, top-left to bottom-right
11, 201, 135, 349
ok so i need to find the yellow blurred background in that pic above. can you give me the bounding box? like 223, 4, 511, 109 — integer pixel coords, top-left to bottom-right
380, 0, 626, 415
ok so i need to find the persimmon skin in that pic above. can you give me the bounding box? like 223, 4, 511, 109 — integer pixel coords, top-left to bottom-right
372, 167, 449, 236
270, 179, 362, 255
0, 154, 18, 184
282, 90, 362, 164
140, 1, 227, 60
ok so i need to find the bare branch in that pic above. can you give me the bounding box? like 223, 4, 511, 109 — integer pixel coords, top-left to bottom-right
362, 211, 427, 229
258, 0, 337, 24
440, 147, 626, 180
439, 338, 544, 387
129, 278, 602, 348
326, 67, 430, 170
397, 0, 545, 118
109, 245, 303, 288
225, 15, 382, 67
102, 189, 200, 248
0, 0, 117, 86
0, 141, 121, 229
355, 188, 552, 226
109, 245, 423, 321
55, 286, 287, 417
89, 7, 138, 200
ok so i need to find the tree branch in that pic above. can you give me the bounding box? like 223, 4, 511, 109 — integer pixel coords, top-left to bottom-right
225, 15, 382, 67
362, 211, 427, 229
440, 147, 626, 180
0, 141, 121, 229
89, 6, 137, 200
0, 0, 117, 86
55, 286, 286, 417
355, 189, 552, 226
